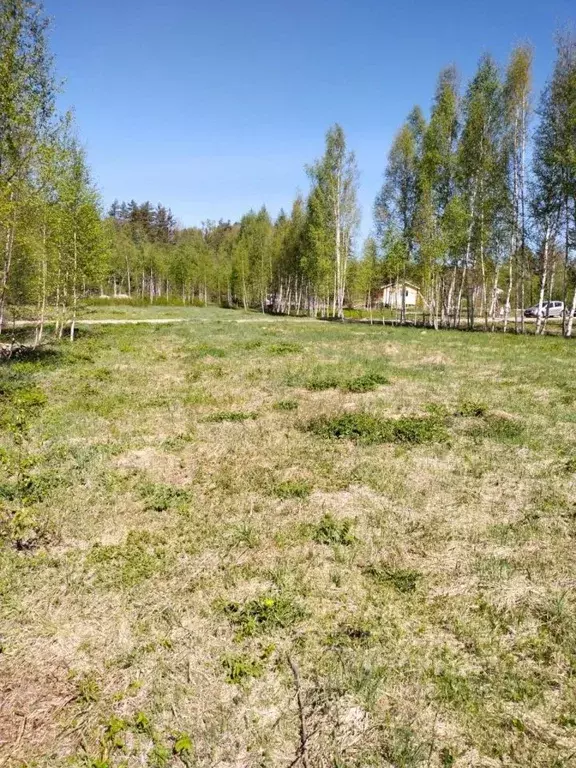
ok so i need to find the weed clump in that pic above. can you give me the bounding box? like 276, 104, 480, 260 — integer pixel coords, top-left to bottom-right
87, 530, 168, 588
188, 343, 227, 359
456, 400, 488, 417
243, 339, 263, 350
139, 482, 192, 512
273, 399, 299, 411
312, 513, 355, 545
304, 370, 388, 392
221, 645, 274, 683
274, 480, 311, 499
221, 654, 263, 683
306, 412, 447, 444
468, 413, 524, 442
364, 563, 422, 593
221, 593, 305, 638
205, 411, 258, 423
268, 342, 303, 355
305, 374, 341, 391
342, 372, 389, 392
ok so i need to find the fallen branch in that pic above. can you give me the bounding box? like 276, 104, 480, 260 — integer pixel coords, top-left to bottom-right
287, 654, 309, 768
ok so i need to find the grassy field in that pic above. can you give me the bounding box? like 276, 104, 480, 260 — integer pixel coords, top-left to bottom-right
1, 309, 576, 767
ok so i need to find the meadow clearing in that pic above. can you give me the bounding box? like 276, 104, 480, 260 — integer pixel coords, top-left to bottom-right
1, 307, 576, 768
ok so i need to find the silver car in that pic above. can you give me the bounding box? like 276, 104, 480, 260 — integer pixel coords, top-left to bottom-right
524, 300, 564, 318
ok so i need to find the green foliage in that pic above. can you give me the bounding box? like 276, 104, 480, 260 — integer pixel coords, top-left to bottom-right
305, 370, 388, 392
274, 480, 311, 499
139, 482, 192, 512
468, 414, 524, 442
364, 563, 422, 593
204, 411, 258, 423
221, 594, 305, 638
273, 399, 299, 411
172, 733, 194, 766
305, 373, 341, 391
75, 673, 101, 704
268, 341, 303, 355
312, 514, 355, 545
221, 653, 264, 684
342, 372, 389, 392
306, 412, 447, 444
456, 400, 488, 417
87, 530, 168, 588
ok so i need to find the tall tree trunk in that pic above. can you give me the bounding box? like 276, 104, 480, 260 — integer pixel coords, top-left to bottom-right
535, 226, 551, 336
0, 199, 16, 334
34, 221, 48, 347
70, 230, 78, 342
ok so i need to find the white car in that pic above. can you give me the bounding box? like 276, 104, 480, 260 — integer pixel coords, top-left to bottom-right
524, 301, 564, 318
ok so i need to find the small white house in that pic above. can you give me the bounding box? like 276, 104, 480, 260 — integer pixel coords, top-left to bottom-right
381, 281, 420, 308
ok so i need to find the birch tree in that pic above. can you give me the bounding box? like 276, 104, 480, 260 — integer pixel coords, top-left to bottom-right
0, 0, 56, 332
502, 45, 532, 332
307, 125, 359, 319
375, 113, 423, 323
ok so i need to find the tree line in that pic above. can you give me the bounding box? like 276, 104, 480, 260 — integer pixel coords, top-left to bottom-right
1, 0, 575, 338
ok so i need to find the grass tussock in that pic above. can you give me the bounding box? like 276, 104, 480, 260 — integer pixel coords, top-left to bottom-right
221, 593, 306, 638
204, 410, 258, 422
312, 513, 355, 545
306, 411, 448, 444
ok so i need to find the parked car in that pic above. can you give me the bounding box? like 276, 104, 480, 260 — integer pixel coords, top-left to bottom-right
524, 300, 564, 318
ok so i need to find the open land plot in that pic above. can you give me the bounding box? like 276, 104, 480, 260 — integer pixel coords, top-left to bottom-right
1, 311, 576, 767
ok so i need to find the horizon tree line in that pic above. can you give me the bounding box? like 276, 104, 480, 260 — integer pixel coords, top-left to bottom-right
1, 0, 575, 338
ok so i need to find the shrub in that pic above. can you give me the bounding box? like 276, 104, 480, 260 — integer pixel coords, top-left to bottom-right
312, 514, 355, 545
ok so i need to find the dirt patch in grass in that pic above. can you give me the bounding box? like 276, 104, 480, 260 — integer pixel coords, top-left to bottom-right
0, 662, 76, 765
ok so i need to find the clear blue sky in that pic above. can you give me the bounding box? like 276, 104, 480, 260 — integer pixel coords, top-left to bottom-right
46, 0, 573, 239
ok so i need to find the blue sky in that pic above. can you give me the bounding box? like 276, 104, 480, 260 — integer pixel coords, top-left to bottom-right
46, 0, 574, 238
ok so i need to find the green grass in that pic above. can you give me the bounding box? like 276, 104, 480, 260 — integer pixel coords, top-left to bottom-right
306, 411, 448, 444
1, 309, 576, 767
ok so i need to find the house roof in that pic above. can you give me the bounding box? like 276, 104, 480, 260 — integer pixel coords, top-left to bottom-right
381, 281, 421, 291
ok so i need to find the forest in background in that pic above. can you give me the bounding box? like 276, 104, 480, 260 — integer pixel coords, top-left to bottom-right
1, 1, 576, 338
